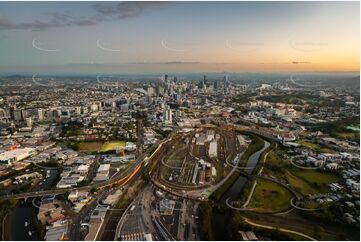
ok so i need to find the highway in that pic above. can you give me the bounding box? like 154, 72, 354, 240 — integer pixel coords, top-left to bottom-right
0, 131, 176, 202
0, 162, 142, 202
0, 132, 177, 242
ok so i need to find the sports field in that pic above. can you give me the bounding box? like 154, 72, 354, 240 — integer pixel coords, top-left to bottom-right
79, 142, 103, 152
100, 141, 127, 152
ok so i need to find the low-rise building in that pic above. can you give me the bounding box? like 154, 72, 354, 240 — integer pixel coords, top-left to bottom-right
0, 147, 36, 165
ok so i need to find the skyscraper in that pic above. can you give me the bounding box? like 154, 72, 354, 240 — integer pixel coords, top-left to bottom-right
38, 109, 44, 121
163, 106, 172, 124
26, 117, 32, 127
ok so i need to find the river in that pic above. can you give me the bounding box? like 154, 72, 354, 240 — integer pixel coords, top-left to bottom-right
5, 169, 59, 241
212, 139, 270, 240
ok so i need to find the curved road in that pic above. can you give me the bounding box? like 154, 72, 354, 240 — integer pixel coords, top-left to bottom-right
244, 218, 317, 241
0, 133, 176, 202
0, 163, 142, 201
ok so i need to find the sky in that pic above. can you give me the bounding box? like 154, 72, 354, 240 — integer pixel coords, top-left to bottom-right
0, 1, 359, 74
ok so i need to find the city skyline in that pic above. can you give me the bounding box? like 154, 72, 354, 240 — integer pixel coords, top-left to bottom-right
0, 1, 360, 73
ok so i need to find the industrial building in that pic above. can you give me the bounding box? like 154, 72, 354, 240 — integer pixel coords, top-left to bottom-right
0, 147, 36, 165
94, 164, 110, 181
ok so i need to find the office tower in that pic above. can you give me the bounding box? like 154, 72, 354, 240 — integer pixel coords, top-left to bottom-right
147, 87, 154, 97
223, 75, 229, 93
163, 106, 172, 123
214, 81, 218, 90
26, 117, 32, 127
198, 80, 204, 89
14, 110, 23, 122
21, 110, 29, 120
38, 109, 44, 121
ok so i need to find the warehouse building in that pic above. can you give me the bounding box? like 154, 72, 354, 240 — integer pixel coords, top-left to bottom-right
0, 147, 36, 165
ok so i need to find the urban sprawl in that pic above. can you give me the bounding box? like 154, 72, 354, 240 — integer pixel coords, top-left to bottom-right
0, 73, 359, 241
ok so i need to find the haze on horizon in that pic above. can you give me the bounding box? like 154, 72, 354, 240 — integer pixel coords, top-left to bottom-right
0, 1, 359, 74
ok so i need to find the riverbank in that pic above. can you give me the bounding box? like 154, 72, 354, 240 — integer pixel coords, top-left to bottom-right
210, 134, 267, 202
0, 199, 18, 240
2, 168, 59, 240
204, 137, 270, 240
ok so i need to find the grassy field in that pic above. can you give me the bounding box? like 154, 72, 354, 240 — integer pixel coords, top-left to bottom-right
309, 116, 360, 141
285, 171, 318, 196
337, 132, 360, 139
249, 178, 292, 212
267, 150, 287, 167
78, 142, 103, 152
100, 141, 126, 152
285, 168, 340, 195
297, 140, 336, 153
290, 168, 340, 185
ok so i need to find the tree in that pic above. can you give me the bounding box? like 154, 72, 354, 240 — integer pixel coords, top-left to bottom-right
90, 187, 97, 193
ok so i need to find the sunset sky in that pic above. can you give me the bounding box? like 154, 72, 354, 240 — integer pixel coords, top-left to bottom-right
0, 1, 359, 73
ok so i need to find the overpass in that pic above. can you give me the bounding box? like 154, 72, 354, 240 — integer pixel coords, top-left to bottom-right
0, 132, 176, 202
0, 163, 143, 201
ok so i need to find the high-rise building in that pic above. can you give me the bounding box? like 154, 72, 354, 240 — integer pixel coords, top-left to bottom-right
163, 106, 172, 123
91, 103, 99, 112
156, 84, 164, 97
26, 117, 32, 127
21, 110, 29, 120
76, 106, 82, 115
198, 80, 204, 89
14, 110, 23, 122
223, 75, 229, 93
214, 81, 218, 90
38, 109, 44, 121
147, 87, 154, 97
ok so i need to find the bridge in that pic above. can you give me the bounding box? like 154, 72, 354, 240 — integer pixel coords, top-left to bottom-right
0, 133, 176, 202
0, 162, 143, 202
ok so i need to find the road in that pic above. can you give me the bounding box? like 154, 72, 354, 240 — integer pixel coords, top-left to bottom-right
0, 130, 173, 202
68, 190, 109, 240
243, 218, 317, 241
0, 162, 141, 201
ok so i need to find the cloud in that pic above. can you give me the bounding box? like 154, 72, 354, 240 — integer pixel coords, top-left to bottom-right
93, 1, 167, 20
132, 61, 201, 65
292, 61, 311, 64
0, 13, 97, 31
132, 61, 231, 65
0, 2, 168, 31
